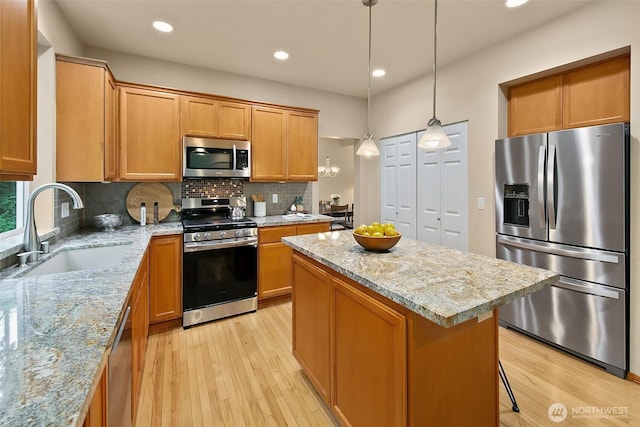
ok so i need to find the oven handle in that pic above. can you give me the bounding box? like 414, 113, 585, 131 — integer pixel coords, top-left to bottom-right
184, 237, 258, 252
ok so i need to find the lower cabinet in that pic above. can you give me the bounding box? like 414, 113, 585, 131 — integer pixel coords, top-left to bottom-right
258, 222, 330, 300
149, 235, 182, 323
82, 364, 108, 427
292, 252, 498, 427
131, 249, 149, 423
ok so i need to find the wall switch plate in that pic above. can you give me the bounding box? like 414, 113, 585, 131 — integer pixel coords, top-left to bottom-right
477, 197, 485, 210
61, 202, 70, 218
272, 194, 278, 203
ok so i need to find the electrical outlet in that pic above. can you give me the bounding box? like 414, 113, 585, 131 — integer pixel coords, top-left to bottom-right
477, 197, 485, 210
272, 194, 278, 203
61, 202, 70, 218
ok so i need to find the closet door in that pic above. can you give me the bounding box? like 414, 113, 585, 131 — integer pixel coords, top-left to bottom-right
417, 122, 468, 251
380, 133, 417, 238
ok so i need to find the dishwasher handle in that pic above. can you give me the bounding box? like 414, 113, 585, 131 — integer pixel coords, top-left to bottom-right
112, 306, 131, 354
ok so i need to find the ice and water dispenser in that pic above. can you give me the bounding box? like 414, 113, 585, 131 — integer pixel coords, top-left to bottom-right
503, 184, 529, 227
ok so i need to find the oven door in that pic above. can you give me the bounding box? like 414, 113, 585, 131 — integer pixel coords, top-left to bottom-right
183, 238, 258, 326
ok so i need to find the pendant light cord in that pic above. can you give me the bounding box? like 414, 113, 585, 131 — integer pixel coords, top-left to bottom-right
432, 0, 438, 121
367, 2, 372, 135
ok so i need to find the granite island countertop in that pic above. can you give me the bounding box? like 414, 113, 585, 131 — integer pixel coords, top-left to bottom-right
0, 223, 183, 426
282, 230, 559, 327
250, 213, 334, 227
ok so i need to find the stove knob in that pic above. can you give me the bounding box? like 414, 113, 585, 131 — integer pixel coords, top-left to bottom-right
235, 229, 243, 237
219, 231, 227, 238
192, 233, 202, 242
203, 232, 212, 240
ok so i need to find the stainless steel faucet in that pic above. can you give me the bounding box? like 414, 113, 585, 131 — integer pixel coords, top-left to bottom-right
23, 183, 84, 262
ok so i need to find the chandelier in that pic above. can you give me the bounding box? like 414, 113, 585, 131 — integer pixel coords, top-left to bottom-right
318, 156, 340, 178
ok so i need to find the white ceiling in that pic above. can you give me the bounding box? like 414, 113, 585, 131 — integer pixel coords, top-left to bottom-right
54, 0, 593, 98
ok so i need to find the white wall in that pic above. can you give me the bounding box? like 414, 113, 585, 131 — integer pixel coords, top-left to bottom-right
370, 1, 640, 375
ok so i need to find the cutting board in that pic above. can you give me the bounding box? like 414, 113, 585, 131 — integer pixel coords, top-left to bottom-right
126, 183, 178, 223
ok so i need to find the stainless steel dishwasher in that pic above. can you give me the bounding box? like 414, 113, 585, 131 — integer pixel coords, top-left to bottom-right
108, 305, 132, 427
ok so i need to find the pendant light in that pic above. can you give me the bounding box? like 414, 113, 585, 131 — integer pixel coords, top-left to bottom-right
356, 0, 380, 157
417, 0, 451, 150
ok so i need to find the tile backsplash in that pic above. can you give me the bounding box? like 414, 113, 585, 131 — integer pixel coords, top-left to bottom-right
61, 179, 312, 229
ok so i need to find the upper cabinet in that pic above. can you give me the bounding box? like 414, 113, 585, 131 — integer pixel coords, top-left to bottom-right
0, 0, 37, 180
562, 55, 630, 129
180, 96, 250, 140
251, 106, 318, 182
508, 75, 562, 137
56, 56, 117, 182
119, 86, 181, 181
508, 54, 630, 137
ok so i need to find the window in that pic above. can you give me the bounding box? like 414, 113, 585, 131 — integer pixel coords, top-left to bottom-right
0, 181, 27, 239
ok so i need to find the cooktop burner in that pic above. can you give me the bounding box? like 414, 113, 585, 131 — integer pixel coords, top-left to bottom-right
181, 197, 257, 242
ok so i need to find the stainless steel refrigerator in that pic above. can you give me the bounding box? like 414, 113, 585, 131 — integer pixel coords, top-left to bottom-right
495, 122, 629, 378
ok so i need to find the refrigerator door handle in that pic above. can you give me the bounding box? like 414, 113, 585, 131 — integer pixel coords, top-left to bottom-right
537, 145, 546, 229
555, 277, 621, 300
547, 143, 557, 230
497, 235, 620, 264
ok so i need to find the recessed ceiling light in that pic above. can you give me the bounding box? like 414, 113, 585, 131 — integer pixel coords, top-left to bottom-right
274, 50, 289, 60
153, 21, 173, 33
372, 68, 386, 77
505, 0, 528, 8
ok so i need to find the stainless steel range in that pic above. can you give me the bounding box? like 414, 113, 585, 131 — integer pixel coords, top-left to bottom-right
181, 197, 258, 328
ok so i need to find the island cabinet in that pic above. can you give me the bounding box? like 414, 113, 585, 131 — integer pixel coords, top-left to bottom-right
251, 106, 318, 182
291, 252, 498, 427
0, 0, 37, 180
119, 85, 181, 181
131, 249, 149, 422
149, 234, 182, 323
180, 95, 251, 140
56, 56, 117, 182
508, 54, 630, 137
258, 222, 329, 300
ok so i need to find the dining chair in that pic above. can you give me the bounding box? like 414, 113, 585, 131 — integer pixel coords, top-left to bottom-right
330, 204, 349, 230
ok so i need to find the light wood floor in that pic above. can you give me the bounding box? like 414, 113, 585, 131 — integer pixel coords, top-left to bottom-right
136, 299, 639, 426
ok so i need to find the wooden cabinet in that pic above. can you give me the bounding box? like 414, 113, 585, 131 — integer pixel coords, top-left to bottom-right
258, 222, 329, 300
332, 277, 407, 426
286, 110, 318, 181
292, 254, 331, 404
119, 86, 181, 181
251, 106, 318, 182
0, 0, 37, 179
131, 249, 149, 422
508, 75, 562, 137
82, 364, 108, 427
149, 234, 182, 323
292, 254, 407, 426
562, 55, 630, 129
508, 55, 630, 137
180, 96, 251, 140
292, 251, 498, 427
56, 56, 117, 181
258, 225, 297, 299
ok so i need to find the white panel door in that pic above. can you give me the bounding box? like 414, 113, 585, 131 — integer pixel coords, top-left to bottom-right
417, 121, 468, 251
380, 133, 417, 238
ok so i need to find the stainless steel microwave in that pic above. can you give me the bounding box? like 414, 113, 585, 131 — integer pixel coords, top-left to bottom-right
183, 137, 251, 178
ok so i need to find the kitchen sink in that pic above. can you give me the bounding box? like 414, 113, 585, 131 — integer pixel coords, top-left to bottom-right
22, 243, 133, 277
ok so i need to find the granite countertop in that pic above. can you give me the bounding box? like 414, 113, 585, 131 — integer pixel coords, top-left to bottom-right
282, 230, 559, 328
0, 223, 183, 426
250, 213, 334, 227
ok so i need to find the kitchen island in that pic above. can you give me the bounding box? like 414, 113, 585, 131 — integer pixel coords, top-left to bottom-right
282, 230, 559, 426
